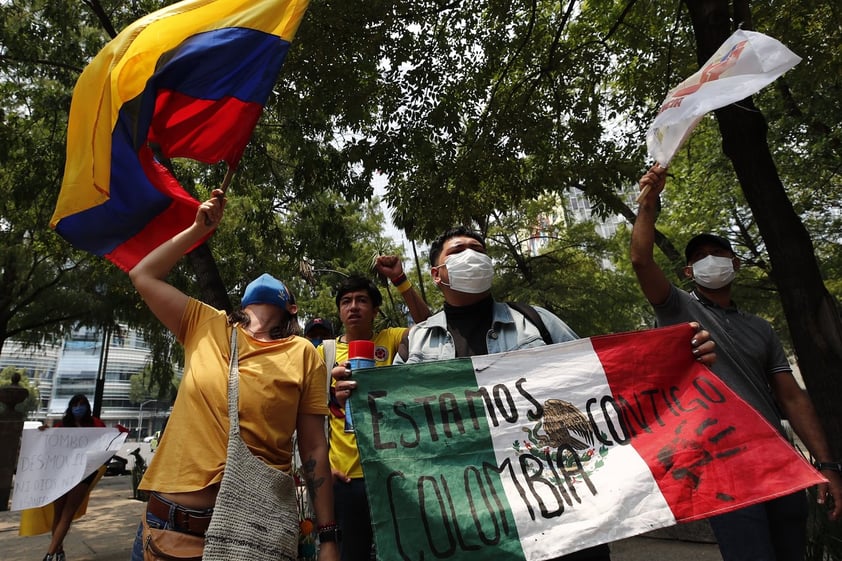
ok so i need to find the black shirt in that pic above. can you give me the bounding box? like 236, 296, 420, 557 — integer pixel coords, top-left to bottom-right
443, 296, 494, 358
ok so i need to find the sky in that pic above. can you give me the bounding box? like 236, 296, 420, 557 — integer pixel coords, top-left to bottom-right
373, 172, 422, 258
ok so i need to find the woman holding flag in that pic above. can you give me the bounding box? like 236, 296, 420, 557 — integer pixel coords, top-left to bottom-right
127, 189, 338, 561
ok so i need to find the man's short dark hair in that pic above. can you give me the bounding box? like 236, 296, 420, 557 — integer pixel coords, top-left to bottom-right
429, 226, 486, 268
335, 275, 383, 308
684, 233, 734, 263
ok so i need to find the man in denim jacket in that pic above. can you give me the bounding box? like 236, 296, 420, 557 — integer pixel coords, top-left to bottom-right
393, 225, 714, 561
395, 226, 578, 365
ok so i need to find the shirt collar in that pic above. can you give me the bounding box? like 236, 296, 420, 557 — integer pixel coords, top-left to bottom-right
691, 289, 739, 312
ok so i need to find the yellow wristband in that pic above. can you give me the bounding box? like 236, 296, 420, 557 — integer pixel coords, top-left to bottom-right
396, 279, 412, 294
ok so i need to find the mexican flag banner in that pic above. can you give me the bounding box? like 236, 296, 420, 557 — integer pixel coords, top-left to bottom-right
349, 324, 824, 561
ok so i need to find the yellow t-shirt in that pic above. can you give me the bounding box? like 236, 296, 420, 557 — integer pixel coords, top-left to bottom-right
320, 328, 405, 479
140, 298, 328, 493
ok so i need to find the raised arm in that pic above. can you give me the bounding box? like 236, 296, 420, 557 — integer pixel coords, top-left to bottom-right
128, 189, 226, 335
630, 165, 672, 307
375, 255, 431, 324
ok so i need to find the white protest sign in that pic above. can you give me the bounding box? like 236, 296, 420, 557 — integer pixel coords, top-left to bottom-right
646, 29, 801, 166
11, 427, 127, 510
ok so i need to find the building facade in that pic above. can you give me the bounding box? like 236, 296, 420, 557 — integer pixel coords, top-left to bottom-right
524, 188, 635, 262
0, 325, 171, 438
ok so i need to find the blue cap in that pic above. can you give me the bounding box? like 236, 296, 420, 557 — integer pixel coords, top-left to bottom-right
241, 274, 290, 310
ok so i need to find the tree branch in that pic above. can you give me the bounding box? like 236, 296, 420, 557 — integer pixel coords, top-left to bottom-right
82, 0, 118, 39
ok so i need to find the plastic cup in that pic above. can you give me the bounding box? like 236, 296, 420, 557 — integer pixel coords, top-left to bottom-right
345, 340, 375, 433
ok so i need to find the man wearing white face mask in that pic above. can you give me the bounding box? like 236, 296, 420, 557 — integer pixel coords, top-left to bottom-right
394, 225, 716, 561
631, 165, 841, 561
395, 226, 581, 364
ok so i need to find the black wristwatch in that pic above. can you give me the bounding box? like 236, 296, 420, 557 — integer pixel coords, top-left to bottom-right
815, 461, 842, 472
318, 527, 342, 543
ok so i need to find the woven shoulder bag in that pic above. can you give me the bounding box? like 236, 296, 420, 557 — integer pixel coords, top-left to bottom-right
202, 329, 299, 560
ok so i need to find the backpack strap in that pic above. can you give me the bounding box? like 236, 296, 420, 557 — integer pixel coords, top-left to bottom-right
321, 338, 338, 438
507, 302, 553, 346
322, 338, 337, 394
397, 328, 411, 363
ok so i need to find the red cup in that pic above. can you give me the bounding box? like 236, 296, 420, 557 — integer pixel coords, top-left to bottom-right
348, 340, 375, 361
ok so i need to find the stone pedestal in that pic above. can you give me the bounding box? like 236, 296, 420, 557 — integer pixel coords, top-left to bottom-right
0, 383, 29, 511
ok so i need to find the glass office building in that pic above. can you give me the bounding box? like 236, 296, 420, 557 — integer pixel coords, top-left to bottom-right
0, 325, 172, 437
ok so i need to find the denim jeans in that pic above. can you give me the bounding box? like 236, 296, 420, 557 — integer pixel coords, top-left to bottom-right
130, 494, 213, 561
709, 490, 808, 561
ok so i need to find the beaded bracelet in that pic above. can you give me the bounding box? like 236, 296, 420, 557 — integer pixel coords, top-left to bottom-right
318, 524, 342, 543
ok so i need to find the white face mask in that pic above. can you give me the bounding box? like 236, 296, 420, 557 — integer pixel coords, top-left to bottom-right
437, 249, 494, 294
692, 255, 736, 289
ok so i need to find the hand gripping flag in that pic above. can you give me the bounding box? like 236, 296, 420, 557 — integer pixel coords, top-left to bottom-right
646, 29, 800, 167
50, 0, 309, 271
350, 324, 825, 561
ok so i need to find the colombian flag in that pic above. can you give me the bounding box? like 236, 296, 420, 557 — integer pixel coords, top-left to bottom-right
51, 0, 309, 271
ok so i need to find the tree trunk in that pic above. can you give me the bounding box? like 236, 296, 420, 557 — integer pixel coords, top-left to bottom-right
187, 243, 232, 313
684, 0, 842, 459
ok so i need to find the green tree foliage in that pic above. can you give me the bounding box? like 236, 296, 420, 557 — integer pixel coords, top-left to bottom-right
293, 194, 427, 336
0, 1, 142, 354
3, 1, 841, 450
0, 0, 420, 387
371, 1, 640, 239
488, 201, 649, 337
128, 365, 175, 405
751, 1, 842, 311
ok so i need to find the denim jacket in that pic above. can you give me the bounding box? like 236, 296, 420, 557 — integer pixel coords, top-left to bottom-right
394, 300, 578, 364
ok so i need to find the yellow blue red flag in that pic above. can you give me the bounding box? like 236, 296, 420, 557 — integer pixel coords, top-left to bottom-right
51, 0, 309, 271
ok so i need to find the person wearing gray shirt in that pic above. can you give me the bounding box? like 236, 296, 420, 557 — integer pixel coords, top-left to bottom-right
631, 164, 841, 561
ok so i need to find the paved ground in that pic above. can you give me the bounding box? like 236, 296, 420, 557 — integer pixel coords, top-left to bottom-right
1, 444, 722, 561
1, 474, 144, 561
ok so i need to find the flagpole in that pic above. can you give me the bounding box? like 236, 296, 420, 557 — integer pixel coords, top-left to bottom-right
220, 165, 236, 194
636, 185, 651, 203
635, 162, 666, 203
204, 166, 235, 226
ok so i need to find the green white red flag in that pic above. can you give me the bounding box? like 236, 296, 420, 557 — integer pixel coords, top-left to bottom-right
350, 324, 823, 560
